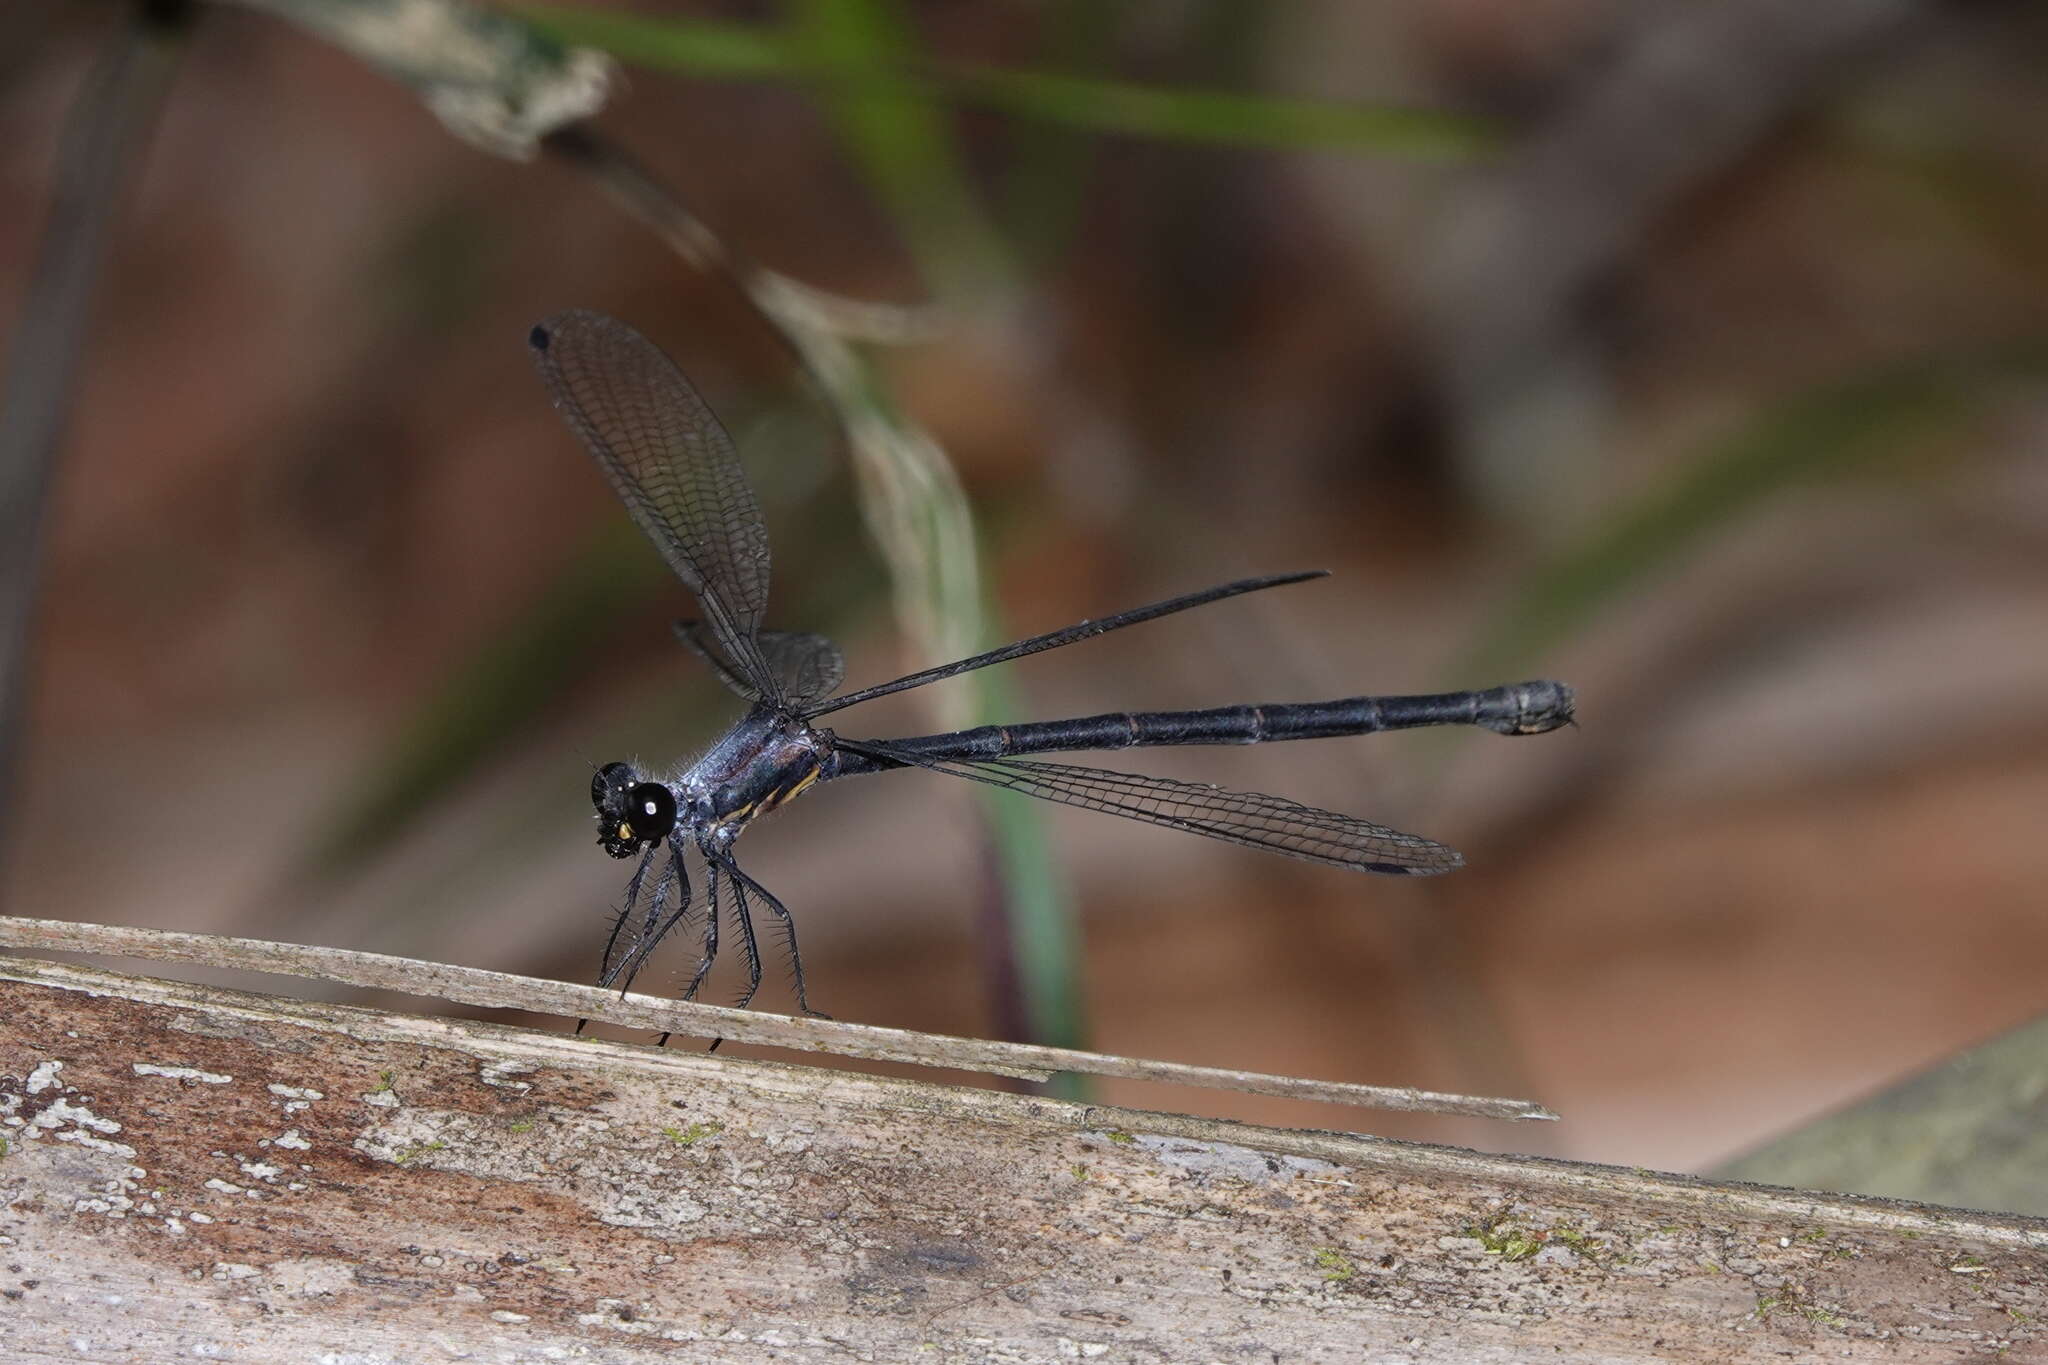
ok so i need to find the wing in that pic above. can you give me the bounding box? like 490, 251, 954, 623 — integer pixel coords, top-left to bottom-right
803, 571, 1326, 719
844, 741, 1462, 875
756, 630, 846, 706
530, 310, 780, 701
674, 620, 846, 707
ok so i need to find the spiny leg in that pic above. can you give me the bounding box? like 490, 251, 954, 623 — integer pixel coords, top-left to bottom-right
597, 845, 670, 991
679, 856, 722, 1005
604, 846, 657, 975
618, 842, 685, 984
619, 841, 702, 1049
605, 840, 693, 999
726, 857, 828, 1019
577, 844, 659, 1035
718, 854, 766, 1012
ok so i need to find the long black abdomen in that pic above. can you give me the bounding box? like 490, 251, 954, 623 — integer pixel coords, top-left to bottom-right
858, 681, 1572, 765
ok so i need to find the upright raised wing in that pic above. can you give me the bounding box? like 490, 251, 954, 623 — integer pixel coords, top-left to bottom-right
673, 620, 847, 707
530, 310, 783, 703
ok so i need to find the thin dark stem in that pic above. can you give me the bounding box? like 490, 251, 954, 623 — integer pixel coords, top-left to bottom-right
0, 0, 192, 860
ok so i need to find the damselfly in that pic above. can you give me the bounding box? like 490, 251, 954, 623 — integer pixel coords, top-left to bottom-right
530, 310, 1573, 1016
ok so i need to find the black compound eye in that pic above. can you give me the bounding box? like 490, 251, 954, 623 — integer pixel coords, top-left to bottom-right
592, 761, 634, 810
624, 782, 677, 841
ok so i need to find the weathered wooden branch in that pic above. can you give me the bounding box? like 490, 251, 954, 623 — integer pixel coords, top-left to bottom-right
4, 952, 2045, 1361
0, 918, 1554, 1121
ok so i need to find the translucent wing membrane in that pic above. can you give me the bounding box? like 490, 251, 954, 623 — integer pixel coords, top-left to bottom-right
674, 620, 846, 706
758, 631, 846, 706
805, 571, 1326, 718
845, 741, 1463, 875
530, 310, 780, 701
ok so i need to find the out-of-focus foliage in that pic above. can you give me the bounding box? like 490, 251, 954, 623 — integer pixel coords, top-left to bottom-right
7, 1, 2047, 1186
518, 4, 1499, 158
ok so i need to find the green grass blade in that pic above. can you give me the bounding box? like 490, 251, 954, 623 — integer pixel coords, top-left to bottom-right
787, 0, 1010, 294
995, 1, 1119, 264
778, 1, 1084, 1062
515, 5, 1496, 158
940, 64, 1496, 157
509, 4, 796, 77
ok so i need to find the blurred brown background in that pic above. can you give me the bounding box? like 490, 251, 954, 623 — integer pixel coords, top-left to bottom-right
4, 0, 2046, 1175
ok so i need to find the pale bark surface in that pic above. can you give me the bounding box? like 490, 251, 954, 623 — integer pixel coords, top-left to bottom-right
4, 955, 2045, 1363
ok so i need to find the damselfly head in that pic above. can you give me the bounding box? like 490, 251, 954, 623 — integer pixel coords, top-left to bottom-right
591, 760, 678, 858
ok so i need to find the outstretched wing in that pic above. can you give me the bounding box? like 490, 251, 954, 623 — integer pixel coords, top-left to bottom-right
530, 310, 781, 701
842, 740, 1463, 875
803, 571, 1326, 719
674, 620, 846, 707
